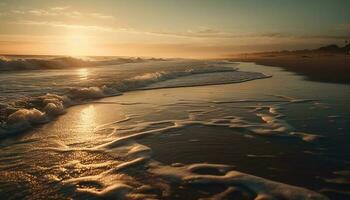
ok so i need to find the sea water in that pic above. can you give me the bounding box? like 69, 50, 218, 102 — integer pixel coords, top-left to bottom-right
0, 60, 349, 199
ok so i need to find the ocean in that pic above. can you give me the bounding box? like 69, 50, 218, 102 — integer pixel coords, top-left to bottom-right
0, 58, 349, 199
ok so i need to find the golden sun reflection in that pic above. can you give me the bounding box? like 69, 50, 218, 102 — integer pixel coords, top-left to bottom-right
77, 68, 89, 80
77, 105, 96, 134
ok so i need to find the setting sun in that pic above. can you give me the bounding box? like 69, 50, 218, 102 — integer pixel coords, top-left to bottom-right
63, 30, 95, 56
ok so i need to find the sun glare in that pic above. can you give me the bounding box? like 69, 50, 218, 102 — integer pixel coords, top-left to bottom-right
77, 68, 89, 80
64, 33, 93, 56
76, 105, 97, 140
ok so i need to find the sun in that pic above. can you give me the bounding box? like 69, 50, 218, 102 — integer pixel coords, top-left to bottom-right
64, 33, 94, 56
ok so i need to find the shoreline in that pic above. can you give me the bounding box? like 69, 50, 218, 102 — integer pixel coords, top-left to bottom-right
228, 54, 350, 85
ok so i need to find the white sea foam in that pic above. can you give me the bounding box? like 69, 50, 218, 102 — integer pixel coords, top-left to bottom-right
6, 108, 47, 132
149, 162, 328, 200
91, 95, 322, 158
67, 86, 117, 99
143, 71, 270, 89
8, 108, 46, 124
290, 132, 322, 142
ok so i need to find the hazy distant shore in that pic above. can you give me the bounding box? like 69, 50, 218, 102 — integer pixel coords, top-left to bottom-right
228, 45, 350, 84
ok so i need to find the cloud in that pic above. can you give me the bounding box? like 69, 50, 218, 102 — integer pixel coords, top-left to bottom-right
143, 29, 349, 41
51, 6, 70, 11
28, 9, 57, 16
90, 13, 115, 19
12, 20, 118, 32
147, 28, 236, 39
12, 10, 26, 14
8, 6, 349, 43
9, 7, 113, 20
11, 8, 80, 18
10, 19, 349, 42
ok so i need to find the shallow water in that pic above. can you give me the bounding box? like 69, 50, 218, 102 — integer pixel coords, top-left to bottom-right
0, 62, 349, 199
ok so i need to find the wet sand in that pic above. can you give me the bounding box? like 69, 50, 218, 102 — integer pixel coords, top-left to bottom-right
229, 54, 350, 84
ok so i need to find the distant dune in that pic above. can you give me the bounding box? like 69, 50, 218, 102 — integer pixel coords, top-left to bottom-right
228, 44, 350, 84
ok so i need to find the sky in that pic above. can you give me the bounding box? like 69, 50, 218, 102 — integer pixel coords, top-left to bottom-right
0, 0, 349, 58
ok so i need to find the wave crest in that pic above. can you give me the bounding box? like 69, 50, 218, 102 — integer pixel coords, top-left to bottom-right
0, 56, 150, 71
0, 57, 90, 70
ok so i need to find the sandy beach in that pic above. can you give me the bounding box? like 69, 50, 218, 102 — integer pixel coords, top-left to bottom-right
228, 53, 350, 84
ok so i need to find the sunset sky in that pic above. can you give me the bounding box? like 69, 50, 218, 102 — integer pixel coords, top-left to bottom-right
0, 0, 349, 58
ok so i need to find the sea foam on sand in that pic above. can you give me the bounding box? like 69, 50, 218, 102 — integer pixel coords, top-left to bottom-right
54, 94, 328, 199
149, 162, 328, 200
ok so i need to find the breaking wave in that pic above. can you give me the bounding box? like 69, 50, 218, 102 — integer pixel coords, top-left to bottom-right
0, 56, 89, 71
0, 56, 159, 71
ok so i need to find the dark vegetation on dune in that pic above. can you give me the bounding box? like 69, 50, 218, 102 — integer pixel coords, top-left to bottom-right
229, 44, 350, 84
